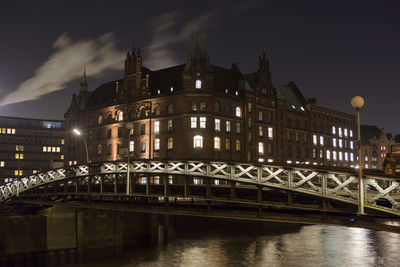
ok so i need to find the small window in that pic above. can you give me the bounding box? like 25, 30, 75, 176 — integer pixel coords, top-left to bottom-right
97, 115, 103, 125
154, 139, 160, 151
214, 137, 221, 150
118, 111, 123, 121
225, 139, 231, 150
195, 80, 202, 89
214, 102, 220, 113
167, 104, 173, 114
235, 107, 241, 117
191, 117, 197, 128
200, 117, 206, 128
236, 140, 241, 151
168, 138, 173, 149
168, 120, 173, 131
258, 142, 264, 155
154, 106, 160, 116
191, 102, 197, 112
258, 111, 263, 121
226, 121, 231, 133
215, 119, 220, 132
129, 141, 134, 152
154, 121, 160, 134
194, 135, 203, 148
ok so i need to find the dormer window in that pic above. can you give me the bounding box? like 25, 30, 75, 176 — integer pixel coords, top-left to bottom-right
195, 80, 202, 89
157, 90, 160, 94
170, 87, 174, 92
117, 111, 123, 121
225, 88, 228, 94
235, 91, 239, 96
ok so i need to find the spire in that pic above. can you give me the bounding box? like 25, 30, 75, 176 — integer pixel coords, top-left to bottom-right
80, 68, 88, 91
184, 33, 213, 73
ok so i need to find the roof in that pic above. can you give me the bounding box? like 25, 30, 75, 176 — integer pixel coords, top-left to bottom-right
360, 125, 388, 145
273, 83, 307, 114
86, 79, 122, 109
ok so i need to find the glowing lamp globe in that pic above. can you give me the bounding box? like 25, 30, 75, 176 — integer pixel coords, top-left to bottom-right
351, 96, 364, 109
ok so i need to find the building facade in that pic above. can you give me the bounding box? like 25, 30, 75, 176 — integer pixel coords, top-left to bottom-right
360, 125, 395, 169
64, 34, 357, 169
0, 116, 64, 185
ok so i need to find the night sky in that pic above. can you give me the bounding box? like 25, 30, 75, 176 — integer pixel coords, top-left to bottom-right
0, 0, 399, 135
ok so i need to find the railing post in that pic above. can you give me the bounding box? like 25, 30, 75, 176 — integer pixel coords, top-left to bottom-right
230, 181, 236, 200
287, 169, 293, 206
206, 178, 212, 199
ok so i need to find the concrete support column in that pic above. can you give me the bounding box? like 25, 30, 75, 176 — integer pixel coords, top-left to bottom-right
205, 178, 212, 199
230, 181, 236, 200
288, 191, 293, 206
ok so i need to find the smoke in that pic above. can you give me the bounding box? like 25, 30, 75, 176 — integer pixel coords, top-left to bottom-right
144, 11, 217, 70
0, 32, 125, 106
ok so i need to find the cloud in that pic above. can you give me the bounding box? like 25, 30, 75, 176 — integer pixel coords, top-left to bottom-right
0, 32, 125, 106
144, 10, 217, 70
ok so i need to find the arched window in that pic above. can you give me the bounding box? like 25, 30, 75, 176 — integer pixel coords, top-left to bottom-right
154, 106, 160, 116
118, 111, 123, 121
235, 107, 241, 117
214, 102, 220, 113
88, 117, 93, 126
195, 80, 202, 89
168, 138, 173, 149
193, 135, 203, 148
107, 114, 113, 122
214, 137, 220, 150
140, 108, 146, 118
97, 115, 103, 125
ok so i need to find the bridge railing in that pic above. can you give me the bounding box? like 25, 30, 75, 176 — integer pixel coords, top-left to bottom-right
1, 160, 400, 215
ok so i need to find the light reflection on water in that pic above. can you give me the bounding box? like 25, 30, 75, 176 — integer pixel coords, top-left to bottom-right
73, 221, 400, 267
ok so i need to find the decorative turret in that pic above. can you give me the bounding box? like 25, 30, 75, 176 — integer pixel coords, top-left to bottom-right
256, 50, 274, 97
182, 33, 214, 92
123, 45, 148, 98
184, 33, 213, 73
80, 68, 88, 91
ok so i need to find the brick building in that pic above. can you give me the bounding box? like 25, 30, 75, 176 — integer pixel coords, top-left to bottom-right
360, 125, 395, 169
64, 34, 357, 168
0, 116, 64, 185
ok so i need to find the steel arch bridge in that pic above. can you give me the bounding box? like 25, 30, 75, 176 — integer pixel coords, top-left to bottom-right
1, 160, 400, 217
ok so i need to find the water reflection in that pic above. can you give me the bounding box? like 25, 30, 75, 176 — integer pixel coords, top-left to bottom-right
71, 220, 400, 267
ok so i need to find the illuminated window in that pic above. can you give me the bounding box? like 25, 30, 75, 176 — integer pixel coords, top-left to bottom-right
350, 153, 354, 161
225, 139, 231, 150
339, 139, 343, 148
170, 87, 174, 92
338, 127, 342, 137
61, 155, 64, 160
154, 121, 160, 134
236, 140, 241, 151
235, 107, 242, 117
333, 151, 337, 161
195, 80, 202, 89
313, 135, 317, 145
52, 147, 56, 152
332, 126, 336, 135
191, 117, 197, 128
326, 150, 331, 160
118, 111, 123, 121
338, 151, 343, 161
61, 139, 65, 145
259, 126, 263, 137
344, 128, 348, 137
215, 119, 220, 131
11, 129, 15, 134
193, 135, 203, 148
97, 115, 103, 125
345, 152, 348, 161
319, 136, 324, 146
141, 142, 146, 152
258, 142, 264, 155
0, 161, 4, 167
154, 139, 160, 151
153, 106, 160, 116
43, 146, 47, 152
16, 145, 24, 151
350, 130, 353, 137
129, 141, 134, 152
56, 147, 60, 152
226, 121, 231, 132
168, 120, 173, 131
168, 138, 173, 149
7, 128, 11, 134
333, 138, 337, 147
200, 117, 206, 128
191, 102, 197, 112
214, 137, 221, 150
268, 127, 273, 140
15, 153, 23, 159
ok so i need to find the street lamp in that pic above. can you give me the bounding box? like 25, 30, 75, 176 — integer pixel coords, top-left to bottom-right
73, 128, 89, 164
351, 96, 365, 215
125, 122, 134, 195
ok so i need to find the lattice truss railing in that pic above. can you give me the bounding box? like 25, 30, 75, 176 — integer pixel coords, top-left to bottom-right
0, 161, 399, 215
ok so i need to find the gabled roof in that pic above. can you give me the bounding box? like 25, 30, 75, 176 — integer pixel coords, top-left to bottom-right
360, 125, 386, 145
86, 79, 122, 109
273, 83, 307, 114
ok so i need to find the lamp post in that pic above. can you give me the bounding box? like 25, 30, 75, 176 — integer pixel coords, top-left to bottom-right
351, 96, 365, 215
73, 128, 89, 164
125, 122, 134, 195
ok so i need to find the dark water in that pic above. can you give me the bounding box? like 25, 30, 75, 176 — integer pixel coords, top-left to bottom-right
69, 218, 400, 267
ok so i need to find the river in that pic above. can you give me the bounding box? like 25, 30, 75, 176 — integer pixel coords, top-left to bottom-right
68, 217, 400, 267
